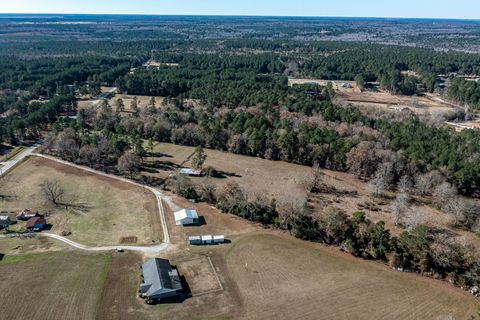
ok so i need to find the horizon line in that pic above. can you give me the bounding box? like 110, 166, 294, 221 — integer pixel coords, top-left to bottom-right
0, 13, 479, 21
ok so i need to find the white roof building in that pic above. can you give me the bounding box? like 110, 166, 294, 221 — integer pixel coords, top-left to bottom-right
213, 235, 225, 243
201, 235, 213, 243
174, 209, 199, 226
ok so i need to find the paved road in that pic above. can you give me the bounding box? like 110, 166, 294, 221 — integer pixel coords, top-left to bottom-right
0, 145, 38, 178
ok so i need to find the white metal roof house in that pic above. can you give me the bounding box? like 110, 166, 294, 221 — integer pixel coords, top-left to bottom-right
179, 168, 203, 176
139, 258, 182, 304
174, 209, 199, 226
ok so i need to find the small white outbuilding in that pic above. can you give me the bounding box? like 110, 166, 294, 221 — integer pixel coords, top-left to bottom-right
201, 235, 213, 244
174, 209, 199, 226
213, 235, 225, 244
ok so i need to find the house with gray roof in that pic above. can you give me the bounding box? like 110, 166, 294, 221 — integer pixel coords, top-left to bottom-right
139, 258, 182, 303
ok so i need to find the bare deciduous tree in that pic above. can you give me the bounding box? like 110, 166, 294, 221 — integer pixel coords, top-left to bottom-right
398, 175, 413, 194
444, 197, 467, 227
346, 141, 381, 179
414, 171, 445, 196
117, 152, 139, 176
433, 182, 457, 209
307, 162, 324, 193
368, 162, 395, 197
391, 192, 411, 225
41, 179, 65, 206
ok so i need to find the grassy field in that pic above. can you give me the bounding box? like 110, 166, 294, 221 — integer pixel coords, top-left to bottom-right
0, 236, 68, 255
96, 252, 149, 320
0, 251, 111, 320
92, 230, 480, 320
226, 233, 478, 320
0, 156, 162, 246
338, 89, 457, 117
148, 143, 312, 201
146, 143, 480, 248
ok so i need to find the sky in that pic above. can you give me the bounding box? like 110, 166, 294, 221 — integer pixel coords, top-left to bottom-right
0, 0, 478, 20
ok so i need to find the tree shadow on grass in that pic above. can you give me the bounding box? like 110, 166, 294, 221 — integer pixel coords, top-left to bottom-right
146, 160, 181, 171
207, 170, 242, 179
144, 151, 174, 158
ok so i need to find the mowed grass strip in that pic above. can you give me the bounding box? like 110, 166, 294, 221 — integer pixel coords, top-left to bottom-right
0, 156, 162, 246
227, 234, 478, 320
0, 251, 111, 320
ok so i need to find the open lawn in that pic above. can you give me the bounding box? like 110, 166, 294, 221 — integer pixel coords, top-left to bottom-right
0, 251, 111, 320
226, 233, 479, 320
0, 156, 162, 246
0, 236, 68, 255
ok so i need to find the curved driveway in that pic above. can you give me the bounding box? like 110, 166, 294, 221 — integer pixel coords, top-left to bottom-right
1, 152, 172, 253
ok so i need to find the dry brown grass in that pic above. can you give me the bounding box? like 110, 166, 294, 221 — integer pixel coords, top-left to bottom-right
226, 233, 479, 320
146, 143, 480, 247
176, 256, 222, 296
96, 252, 148, 320
163, 193, 259, 246
0, 236, 68, 255
0, 251, 110, 320
0, 156, 162, 246
338, 89, 457, 116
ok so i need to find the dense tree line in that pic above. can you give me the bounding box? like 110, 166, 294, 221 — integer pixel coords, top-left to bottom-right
299, 44, 480, 97
447, 77, 480, 107
169, 176, 480, 290
0, 56, 133, 98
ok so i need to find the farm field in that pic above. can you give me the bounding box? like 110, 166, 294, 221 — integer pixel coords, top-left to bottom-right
96, 252, 149, 320
226, 233, 478, 320
147, 143, 312, 201
110, 93, 162, 111
0, 251, 111, 320
337, 89, 458, 117
0, 236, 68, 255
145, 143, 480, 247
90, 230, 480, 320
0, 156, 162, 246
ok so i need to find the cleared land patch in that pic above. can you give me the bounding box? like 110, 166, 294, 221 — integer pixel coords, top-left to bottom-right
0, 156, 162, 246
176, 255, 223, 296
0, 251, 111, 320
147, 143, 312, 201
226, 233, 478, 320
96, 252, 148, 320
146, 143, 480, 248
338, 89, 457, 117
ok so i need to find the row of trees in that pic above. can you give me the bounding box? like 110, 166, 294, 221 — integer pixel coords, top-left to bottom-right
167, 173, 479, 289
447, 77, 480, 107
